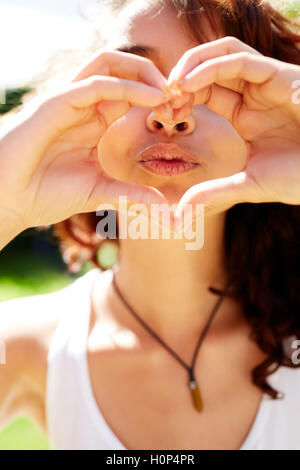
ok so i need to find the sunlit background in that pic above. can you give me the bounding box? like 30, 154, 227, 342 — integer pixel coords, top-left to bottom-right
0, 0, 299, 451
0, 0, 92, 87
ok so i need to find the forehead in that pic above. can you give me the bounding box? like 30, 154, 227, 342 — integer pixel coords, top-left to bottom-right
100, 0, 218, 63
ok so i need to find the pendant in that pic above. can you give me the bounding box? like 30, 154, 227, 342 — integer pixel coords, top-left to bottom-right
189, 380, 203, 412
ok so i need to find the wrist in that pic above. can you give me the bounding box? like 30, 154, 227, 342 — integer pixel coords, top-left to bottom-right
0, 207, 27, 250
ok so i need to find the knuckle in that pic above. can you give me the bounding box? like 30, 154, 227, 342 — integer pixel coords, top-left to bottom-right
237, 51, 251, 65
92, 49, 120, 70
224, 35, 241, 46
85, 75, 103, 90
138, 57, 159, 78
173, 47, 197, 67
182, 47, 198, 61
86, 74, 101, 85
96, 49, 113, 63
143, 57, 157, 71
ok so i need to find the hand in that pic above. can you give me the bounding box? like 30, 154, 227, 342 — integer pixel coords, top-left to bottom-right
0, 50, 172, 231
166, 36, 300, 220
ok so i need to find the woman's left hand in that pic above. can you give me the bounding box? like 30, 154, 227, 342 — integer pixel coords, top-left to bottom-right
166, 36, 300, 219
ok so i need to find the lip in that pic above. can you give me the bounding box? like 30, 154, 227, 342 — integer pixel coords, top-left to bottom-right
137, 143, 200, 176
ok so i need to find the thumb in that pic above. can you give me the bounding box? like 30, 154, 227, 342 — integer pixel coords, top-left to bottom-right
82, 171, 172, 221
174, 171, 265, 219
96, 100, 132, 127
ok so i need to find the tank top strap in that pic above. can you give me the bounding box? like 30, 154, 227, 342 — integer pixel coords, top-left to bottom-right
46, 268, 102, 448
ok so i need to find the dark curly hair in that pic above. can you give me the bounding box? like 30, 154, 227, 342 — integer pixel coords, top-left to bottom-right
52, 0, 300, 400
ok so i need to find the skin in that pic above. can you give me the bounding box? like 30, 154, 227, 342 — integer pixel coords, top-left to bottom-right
0, 0, 300, 450
96, 2, 248, 205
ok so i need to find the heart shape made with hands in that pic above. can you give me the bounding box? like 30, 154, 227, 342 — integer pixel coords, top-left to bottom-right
96, 74, 201, 231
96, 36, 300, 230
96, 72, 237, 231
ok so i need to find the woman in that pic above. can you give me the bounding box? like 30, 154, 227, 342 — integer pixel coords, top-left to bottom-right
0, 0, 300, 450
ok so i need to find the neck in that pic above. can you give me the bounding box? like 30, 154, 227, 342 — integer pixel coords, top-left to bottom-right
111, 212, 244, 343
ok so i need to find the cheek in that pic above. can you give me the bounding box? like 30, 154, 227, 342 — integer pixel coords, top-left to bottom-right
97, 109, 147, 181
203, 112, 248, 177
195, 106, 248, 181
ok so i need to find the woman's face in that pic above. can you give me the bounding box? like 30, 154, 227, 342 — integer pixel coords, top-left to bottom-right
97, 0, 248, 205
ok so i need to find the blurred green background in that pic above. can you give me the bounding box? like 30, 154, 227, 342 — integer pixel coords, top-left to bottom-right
0, 0, 299, 452
271, 0, 300, 19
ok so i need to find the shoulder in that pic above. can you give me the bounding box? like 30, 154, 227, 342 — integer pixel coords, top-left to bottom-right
0, 269, 102, 430
0, 268, 102, 376
0, 269, 99, 370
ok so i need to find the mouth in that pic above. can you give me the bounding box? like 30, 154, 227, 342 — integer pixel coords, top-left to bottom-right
137, 143, 200, 177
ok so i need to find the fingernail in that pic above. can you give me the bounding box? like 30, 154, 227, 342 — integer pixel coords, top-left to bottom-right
163, 87, 172, 100
170, 84, 182, 96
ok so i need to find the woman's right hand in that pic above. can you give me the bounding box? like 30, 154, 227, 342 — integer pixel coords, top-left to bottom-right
0, 50, 172, 234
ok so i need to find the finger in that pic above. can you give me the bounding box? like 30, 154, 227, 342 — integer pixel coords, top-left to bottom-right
173, 53, 294, 111
87, 179, 172, 218
83, 161, 172, 219
151, 102, 174, 121
151, 85, 185, 120
72, 49, 171, 95
39, 75, 169, 139
151, 91, 193, 122
5, 76, 170, 179
177, 52, 279, 97
172, 94, 195, 122
167, 84, 242, 126
95, 100, 132, 127
168, 36, 262, 84
63, 75, 170, 110
169, 91, 193, 109
174, 171, 271, 221
192, 83, 244, 125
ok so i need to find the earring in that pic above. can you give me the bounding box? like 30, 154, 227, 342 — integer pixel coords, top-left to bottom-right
96, 239, 119, 270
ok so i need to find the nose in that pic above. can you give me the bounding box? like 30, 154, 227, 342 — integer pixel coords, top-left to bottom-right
146, 111, 195, 137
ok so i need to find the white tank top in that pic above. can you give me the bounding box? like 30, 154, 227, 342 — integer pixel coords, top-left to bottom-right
46, 268, 300, 450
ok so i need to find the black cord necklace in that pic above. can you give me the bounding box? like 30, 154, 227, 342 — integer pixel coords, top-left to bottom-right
111, 267, 232, 412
